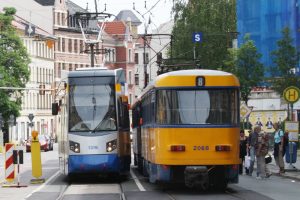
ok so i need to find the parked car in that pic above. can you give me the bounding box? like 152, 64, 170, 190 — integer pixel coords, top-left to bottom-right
25, 135, 54, 152
44, 135, 54, 151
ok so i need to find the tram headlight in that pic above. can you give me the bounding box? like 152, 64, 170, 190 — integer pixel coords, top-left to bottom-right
106, 139, 117, 152
69, 141, 80, 153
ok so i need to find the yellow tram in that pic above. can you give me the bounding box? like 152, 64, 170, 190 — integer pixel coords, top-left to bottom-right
131, 69, 240, 190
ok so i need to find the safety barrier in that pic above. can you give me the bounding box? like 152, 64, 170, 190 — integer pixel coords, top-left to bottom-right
5, 143, 15, 182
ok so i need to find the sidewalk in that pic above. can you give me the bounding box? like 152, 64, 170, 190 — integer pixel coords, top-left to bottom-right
267, 150, 300, 181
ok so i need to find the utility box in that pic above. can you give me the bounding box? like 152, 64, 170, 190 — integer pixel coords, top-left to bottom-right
285, 142, 297, 163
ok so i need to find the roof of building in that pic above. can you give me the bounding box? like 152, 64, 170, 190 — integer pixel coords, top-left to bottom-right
102, 21, 126, 35
114, 10, 142, 26
66, 0, 87, 15
34, 0, 55, 6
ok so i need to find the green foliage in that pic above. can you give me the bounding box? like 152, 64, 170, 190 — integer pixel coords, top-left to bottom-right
270, 27, 300, 96
223, 35, 264, 104
0, 7, 30, 123
170, 0, 236, 69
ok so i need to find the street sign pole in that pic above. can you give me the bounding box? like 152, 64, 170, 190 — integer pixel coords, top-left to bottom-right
192, 32, 203, 68
283, 86, 300, 121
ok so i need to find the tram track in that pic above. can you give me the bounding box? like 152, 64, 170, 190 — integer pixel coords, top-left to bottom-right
56, 175, 128, 200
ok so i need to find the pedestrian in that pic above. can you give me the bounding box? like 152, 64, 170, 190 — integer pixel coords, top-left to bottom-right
273, 122, 285, 174
256, 131, 269, 179
239, 130, 248, 174
247, 125, 260, 176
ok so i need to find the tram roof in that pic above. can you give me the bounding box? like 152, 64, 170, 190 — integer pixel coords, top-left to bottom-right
68, 68, 117, 78
154, 69, 239, 87
157, 69, 233, 77
132, 69, 239, 106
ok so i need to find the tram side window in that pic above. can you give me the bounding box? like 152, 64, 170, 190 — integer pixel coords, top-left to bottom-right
141, 92, 155, 125
118, 97, 130, 131
132, 104, 141, 128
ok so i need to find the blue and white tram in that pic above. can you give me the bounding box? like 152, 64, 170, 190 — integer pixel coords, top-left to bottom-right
53, 68, 131, 176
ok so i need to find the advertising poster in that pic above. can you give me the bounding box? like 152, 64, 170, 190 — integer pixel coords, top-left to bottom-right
249, 110, 287, 133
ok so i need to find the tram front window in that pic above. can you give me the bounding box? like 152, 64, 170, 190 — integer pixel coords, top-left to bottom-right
156, 89, 238, 125
69, 83, 116, 132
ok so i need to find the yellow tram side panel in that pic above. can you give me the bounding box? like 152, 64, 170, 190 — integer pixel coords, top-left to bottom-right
155, 75, 239, 87
118, 131, 131, 157
141, 127, 240, 166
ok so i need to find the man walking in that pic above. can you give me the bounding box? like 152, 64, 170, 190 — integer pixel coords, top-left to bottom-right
247, 125, 260, 176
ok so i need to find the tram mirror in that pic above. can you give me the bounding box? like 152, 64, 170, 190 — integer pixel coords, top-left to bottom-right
52, 102, 59, 115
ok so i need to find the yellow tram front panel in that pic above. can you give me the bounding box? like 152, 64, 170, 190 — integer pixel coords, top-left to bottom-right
142, 127, 240, 166
155, 74, 239, 88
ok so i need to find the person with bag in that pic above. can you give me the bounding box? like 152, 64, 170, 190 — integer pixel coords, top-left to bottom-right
239, 130, 248, 174
256, 131, 270, 179
247, 125, 260, 176
273, 122, 285, 174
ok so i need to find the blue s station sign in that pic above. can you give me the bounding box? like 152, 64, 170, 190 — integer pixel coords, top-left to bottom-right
193, 32, 203, 43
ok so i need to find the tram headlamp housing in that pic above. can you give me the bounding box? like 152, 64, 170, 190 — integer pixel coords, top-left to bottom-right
106, 139, 117, 152
70, 141, 80, 153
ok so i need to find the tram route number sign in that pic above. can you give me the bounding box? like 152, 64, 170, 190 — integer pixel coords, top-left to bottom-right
240, 104, 252, 119
283, 86, 300, 104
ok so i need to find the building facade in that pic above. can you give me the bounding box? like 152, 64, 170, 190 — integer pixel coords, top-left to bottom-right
237, 0, 300, 76
12, 15, 56, 142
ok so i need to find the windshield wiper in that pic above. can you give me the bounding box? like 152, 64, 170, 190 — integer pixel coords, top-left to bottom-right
91, 118, 116, 133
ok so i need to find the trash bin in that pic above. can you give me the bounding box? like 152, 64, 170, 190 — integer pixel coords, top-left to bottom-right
285, 142, 297, 163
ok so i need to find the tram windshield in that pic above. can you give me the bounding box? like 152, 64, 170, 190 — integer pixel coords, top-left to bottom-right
156, 89, 238, 125
68, 77, 116, 132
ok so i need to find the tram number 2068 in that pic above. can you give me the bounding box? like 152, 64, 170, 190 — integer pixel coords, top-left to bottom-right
193, 146, 209, 151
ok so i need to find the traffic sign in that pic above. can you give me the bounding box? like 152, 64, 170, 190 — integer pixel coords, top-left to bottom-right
193, 32, 203, 43
283, 86, 300, 104
240, 104, 252, 119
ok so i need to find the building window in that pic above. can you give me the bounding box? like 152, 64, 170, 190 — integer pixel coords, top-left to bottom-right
62, 38, 65, 52
57, 63, 61, 78
129, 93, 133, 105
135, 74, 139, 85
143, 53, 149, 64
80, 40, 83, 52
57, 13, 60, 25
128, 70, 132, 85
62, 13, 65, 26
112, 49, 116, 62
68, 39, 72, 53
128, 49, 132, 63
135, 53, 139, 64
74, 39, 78, 53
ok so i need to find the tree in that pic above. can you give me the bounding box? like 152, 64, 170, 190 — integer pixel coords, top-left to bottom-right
170, 0, 236, 69
223, 35, 264, 105
270, 27, 300, 96
0, 7, 30, 125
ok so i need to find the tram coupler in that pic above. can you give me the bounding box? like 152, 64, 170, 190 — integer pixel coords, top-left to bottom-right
184, 166, 209, 190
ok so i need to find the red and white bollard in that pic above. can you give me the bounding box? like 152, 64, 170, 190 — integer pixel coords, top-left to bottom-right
4, 143, 15, 182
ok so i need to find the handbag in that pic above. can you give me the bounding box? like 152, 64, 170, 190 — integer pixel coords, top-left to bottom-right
245, 155, 251, 169
265, 154, 272, 164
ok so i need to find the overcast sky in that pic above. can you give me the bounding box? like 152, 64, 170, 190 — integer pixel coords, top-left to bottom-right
70, 0, 174, 33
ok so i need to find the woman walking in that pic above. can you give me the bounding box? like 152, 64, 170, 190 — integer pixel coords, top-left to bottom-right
273, 122, 285, 174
